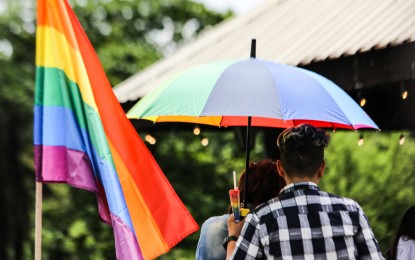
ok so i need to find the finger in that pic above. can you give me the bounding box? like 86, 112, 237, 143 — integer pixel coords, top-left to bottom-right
227, 214, 235, 224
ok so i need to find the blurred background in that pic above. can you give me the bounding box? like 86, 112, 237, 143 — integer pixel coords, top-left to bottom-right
1, 0, 414, 259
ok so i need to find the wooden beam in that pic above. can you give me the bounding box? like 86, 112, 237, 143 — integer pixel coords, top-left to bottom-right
303, 42, 415, 91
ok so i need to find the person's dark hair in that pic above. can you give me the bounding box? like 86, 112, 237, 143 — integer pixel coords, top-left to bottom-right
227, 159, 285, 213
277, 124, 330, 178
390, 205, 415, 260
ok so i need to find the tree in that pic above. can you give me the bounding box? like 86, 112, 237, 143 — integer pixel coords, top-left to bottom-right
322, 131, 415, 254
71, 0, 231, 86
0, 1, 37, 258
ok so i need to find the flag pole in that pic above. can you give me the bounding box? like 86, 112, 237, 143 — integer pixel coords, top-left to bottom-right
35, 182, 43, 260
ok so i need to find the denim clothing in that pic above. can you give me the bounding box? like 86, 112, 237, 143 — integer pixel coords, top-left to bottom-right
196, 214, 229, 260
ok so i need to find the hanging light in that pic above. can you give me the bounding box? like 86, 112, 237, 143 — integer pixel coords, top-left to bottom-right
402, 90, 408, 100
145, 134, 156, 145
357, 90, 366, 107
401, 82, 408, 100
193, 125, 201, 135
359, 98, 366, 107
357, 134, 364, 146
399, 134, 405, 145
201, 137, 209, 146
145, 134, 152, 142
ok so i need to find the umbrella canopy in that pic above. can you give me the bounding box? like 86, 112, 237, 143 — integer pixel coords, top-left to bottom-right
126, 40, 379, 208
127, 58, 378, 130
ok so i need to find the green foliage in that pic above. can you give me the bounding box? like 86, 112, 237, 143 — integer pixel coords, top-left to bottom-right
0, 1, 36, 259
70, 0, 230, 86
41, 185, 115, 259
322, 131, 415, 254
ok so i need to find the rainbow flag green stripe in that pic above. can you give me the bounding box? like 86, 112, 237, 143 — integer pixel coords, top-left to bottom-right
35, 67, 114, 166
35, 67, 87, 129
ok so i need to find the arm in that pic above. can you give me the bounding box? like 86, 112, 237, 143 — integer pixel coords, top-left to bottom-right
226, 214, 245, 260
226, 240, 237, 260
354, 206, 385, 259
226, 213, 263, 259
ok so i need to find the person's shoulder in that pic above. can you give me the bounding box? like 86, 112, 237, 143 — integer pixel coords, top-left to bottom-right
399, 236, 415, 246
397, 236, 415, 258
253, 197, 281, 217
320, 190, 363, 212
201, 214, 228, 227
199, 214, 228, 237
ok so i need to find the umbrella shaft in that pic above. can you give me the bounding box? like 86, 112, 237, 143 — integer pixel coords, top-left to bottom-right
250, 39, 256, 58
243, 116, 252, 208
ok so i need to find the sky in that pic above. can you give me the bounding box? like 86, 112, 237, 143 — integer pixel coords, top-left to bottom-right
193, 0, 268, 15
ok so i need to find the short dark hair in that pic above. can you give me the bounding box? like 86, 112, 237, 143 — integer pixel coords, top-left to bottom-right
277, 124, 329, 178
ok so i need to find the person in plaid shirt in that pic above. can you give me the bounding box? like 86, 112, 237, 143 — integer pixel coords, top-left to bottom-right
226, 124, 384, 259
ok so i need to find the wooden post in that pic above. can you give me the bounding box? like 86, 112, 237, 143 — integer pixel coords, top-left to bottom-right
35, 182, 43, 260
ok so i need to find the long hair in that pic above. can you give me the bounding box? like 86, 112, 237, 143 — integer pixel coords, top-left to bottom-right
391, 205, 415, 260
227, 159, 285, 213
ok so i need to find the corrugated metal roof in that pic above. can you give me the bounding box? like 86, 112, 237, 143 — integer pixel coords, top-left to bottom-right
114, 0, 415, 103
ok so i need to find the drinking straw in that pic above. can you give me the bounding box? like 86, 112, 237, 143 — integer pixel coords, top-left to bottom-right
233, 171, 237, 190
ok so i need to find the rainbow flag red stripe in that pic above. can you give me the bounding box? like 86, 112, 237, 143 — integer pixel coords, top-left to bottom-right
34, 0, 198, 259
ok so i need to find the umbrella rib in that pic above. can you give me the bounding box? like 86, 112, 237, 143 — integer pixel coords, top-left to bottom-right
263, 62, 288, 122
297, 68, 358, 129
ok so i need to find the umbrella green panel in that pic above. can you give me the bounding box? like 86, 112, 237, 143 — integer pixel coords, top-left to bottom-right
127, 60, 239, 119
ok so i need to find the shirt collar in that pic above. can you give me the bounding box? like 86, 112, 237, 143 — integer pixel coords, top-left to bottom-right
280, 181, 320, 194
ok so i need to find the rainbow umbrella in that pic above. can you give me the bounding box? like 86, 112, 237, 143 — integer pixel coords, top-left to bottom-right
127, 40, 378, 206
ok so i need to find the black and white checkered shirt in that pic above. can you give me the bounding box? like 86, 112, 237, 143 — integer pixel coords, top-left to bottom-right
231, 182, 384, 259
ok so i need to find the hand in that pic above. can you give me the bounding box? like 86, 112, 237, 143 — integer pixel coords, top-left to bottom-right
227, 214, 245, 237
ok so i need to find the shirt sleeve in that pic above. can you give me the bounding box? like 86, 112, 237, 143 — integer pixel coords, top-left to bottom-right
231, 213, 264, 260
353, 204, 385, 260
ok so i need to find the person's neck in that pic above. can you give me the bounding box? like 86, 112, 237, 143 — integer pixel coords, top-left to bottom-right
284, 176, 319, 186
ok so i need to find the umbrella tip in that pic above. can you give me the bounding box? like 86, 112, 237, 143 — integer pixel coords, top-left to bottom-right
250, 38, 256, 58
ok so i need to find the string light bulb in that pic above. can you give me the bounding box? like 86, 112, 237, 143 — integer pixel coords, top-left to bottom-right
402, 90, 408, 100
400, 82, 408, 100
399, 134, 405, 145
201, 137, 209, 146
145, 134, 152, 142
357, 90, 366, 107
357, 134, 364, 146
193, 126, 201, 135
359, 98, 366, 107
145, 134, 156, 145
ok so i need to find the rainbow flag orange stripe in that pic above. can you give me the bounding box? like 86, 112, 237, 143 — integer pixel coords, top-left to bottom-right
34, 0, 198, 259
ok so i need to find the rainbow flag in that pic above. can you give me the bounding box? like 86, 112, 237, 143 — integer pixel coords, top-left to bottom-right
34, 0, 198, 259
